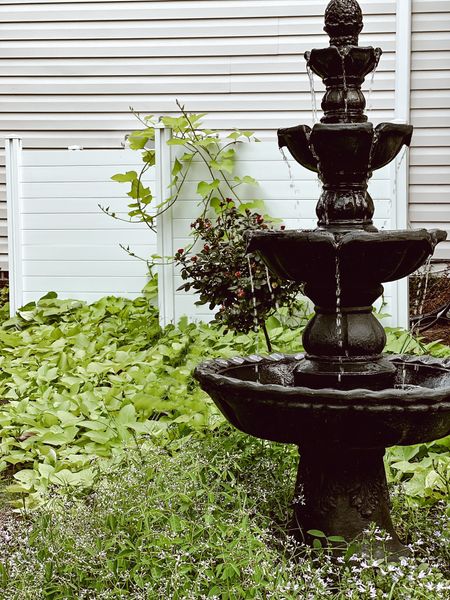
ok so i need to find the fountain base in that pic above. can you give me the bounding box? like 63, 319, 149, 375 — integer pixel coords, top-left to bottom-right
294, 356, 396, 390
292, 445, 409, 559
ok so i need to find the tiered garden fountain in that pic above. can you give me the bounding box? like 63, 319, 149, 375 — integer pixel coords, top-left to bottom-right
195, 0, 450, 559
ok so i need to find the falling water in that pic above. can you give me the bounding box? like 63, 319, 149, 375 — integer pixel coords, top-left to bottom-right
306, 63, 319, 124
367, 128, 380, 175
392, 146, 408, 201
247, 256, 261, 378
280, 147, 298, 193
413, 256, 432, 318
340, 54, 348, 117
280, 147, 301, 216
335, 251, 345, 384
265, 266, 280, 312
366, 49, 382, 113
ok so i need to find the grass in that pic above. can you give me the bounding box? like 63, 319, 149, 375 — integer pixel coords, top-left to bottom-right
0, 427, 448, 599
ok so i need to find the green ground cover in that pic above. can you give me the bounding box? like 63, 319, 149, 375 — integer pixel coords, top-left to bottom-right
0, 292, 447, 598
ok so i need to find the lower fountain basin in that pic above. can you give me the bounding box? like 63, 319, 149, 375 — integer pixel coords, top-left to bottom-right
195, 354, 450, 448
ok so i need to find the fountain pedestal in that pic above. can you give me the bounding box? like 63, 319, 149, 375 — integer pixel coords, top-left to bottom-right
293, 446, 407, 558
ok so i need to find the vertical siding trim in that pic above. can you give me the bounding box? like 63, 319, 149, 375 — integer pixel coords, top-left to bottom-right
5, 136, 23, 316
394, 0, 412, 329
156, 124, 175, 327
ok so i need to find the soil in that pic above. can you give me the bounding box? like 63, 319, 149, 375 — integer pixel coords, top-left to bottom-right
419, 321, 450, 346
409, 263, 450, 346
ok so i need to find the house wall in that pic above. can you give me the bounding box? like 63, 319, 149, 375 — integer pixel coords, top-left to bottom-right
1, 0, 400, 275
410, 0, 450, 260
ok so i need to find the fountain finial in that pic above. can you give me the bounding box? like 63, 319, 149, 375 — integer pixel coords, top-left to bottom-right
324, 0, 363, 46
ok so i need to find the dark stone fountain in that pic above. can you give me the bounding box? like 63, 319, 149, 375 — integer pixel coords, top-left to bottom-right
195, 0, 450, 559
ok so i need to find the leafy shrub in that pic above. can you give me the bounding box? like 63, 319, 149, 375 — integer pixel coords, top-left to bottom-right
175, 200, 302, 346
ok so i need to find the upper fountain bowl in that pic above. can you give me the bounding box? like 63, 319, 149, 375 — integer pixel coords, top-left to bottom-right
307, 46, 381, 83
278, 122, 413, 178
247, 229, 446, 298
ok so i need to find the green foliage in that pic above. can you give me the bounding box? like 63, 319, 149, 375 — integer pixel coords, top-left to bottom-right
108, 103, 262, 241
0, 291, 448, 509
0, 292, 303, 506
175, 201, 302, 343
0, 431, 448, 599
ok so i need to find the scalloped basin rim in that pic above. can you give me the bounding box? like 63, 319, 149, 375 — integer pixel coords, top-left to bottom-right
246, 228, 447, 250
195, 353, 450, 407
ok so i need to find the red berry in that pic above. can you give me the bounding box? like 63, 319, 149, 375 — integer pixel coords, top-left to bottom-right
280, 225, 286, 231
203, 244, 210, 252
237, 289, 245, 298
177, 248, 184, 255
191, 256, 197, 262
235, 271, 242, 278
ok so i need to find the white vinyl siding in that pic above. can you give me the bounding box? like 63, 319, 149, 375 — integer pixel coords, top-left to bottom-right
410, 0, 450, 260
8, 147, 156, 309
1, 0, 397, 272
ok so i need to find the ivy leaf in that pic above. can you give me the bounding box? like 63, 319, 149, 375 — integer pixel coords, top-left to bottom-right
172, 158, 183, 176
111, 171, 138, 183
197, 180, 220, 198
142, 150, 156, 166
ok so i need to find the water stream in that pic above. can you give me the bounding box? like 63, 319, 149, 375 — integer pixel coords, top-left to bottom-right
340, 54, 348, 117
306, 63, 319, 124
413, 256, 432, 318
265, 266, 280, 312
335, 251, 344, 383
366, 49, 382, 113
247, 256, 261, 379
280, 147, 301, 216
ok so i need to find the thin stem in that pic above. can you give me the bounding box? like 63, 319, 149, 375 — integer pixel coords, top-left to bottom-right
262, 322, 273, 353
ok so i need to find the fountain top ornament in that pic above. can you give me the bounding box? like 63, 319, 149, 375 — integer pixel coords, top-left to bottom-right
324, 0, 363, 46
194, 0, 450, 559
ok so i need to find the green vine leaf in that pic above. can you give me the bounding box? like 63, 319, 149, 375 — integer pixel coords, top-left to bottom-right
111, 171, 138, 183
172, 158, 183, 176
197, 180, 220, 198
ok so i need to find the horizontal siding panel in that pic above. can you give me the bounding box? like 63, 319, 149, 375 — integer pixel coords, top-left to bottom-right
22, 229, 155, 245
0, 93, 395, 114
412, 128, 450, 146
0, 73, 395, 95
21, 213, 153, 230
410, 185, 450, 203
410, 147, 450, 165
21, 165, 154, 182
20, 148, 152, 166
412, 51, 450, 70
0, 16, 396, 41
410, 206, 450, 222
23, 276, 146, 293
410, 166, 450, 185
411, 32, 450, 51
1, 111, 397, 134
0, 1, 396, 21
410, 109, 450, 128
0, 54, 398, 76
0, 34, 397, 58
411, 90, 450, 109
23, 260, 147, 277
22, 244, 155, 261
412, 12, 450, 32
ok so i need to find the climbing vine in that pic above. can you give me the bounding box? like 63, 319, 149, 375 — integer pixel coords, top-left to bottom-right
110, 104, 303, 346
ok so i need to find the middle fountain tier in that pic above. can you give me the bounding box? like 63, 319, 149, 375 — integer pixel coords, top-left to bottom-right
247, 0, 447, 391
